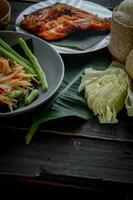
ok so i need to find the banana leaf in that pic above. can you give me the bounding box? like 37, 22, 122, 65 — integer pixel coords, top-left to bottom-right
25, 70, 94, 144
50, 29, 109, 50
25, 50, 111, 144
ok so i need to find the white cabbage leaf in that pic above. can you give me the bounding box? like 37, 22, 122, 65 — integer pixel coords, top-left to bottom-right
125, 88, 133, 116
78, 62, 131, 123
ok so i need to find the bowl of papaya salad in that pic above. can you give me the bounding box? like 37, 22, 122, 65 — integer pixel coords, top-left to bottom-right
0, 31, 64, 116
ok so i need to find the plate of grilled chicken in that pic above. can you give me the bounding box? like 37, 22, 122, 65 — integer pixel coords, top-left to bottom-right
16, 0, 112, 54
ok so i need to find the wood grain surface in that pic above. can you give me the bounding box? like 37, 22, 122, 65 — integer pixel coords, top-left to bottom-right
1, 1, 133, 197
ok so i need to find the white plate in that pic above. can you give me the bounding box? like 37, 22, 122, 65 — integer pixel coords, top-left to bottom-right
15, 0, 112, 54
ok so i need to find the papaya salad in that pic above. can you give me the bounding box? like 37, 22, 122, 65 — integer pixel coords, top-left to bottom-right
0, 37, 48, 112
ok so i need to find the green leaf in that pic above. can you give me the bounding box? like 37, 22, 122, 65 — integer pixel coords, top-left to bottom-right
25, 50, 111, 144
25, 69, 94, 144
50, 29, 109, 50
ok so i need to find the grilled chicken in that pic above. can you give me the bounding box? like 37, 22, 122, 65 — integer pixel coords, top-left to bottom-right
21, 3, 111, 40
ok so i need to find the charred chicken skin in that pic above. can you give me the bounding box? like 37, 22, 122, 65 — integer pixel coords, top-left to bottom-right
21, 3, 111, 40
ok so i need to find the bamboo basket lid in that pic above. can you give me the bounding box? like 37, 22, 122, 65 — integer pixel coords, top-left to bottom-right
108, 6, 133, 64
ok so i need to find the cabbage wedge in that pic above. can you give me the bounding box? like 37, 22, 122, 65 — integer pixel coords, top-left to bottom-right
125, 88, 133, 116
78, 64, 130, 123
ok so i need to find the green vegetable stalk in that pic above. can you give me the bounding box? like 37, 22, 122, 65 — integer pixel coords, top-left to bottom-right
18, 37, 48, 91
9, 90, 24, 99
0, 46, 35, 74
25, 89, 39, 105
0, 38, 33, 68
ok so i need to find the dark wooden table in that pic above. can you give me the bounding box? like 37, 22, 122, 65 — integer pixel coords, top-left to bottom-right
0, 0, 133, 199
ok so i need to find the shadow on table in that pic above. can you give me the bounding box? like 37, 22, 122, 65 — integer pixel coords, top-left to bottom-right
0, 182, 129, 200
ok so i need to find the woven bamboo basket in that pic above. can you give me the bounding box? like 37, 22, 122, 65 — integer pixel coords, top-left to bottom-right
108, 6, 133, 64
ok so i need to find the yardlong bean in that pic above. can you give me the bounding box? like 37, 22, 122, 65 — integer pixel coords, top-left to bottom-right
9, 90, 24, 99
0, 38, 33, 68
25, 89, 39, 105
18, 37, 48, 91
0, 46, 35, 74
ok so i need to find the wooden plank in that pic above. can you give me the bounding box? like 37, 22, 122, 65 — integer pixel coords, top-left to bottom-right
1, 0, 132, 191
9, 1, 32, 25
88, 0, 122, 9
0, 129, 133, 186
1, 114, 133, 143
